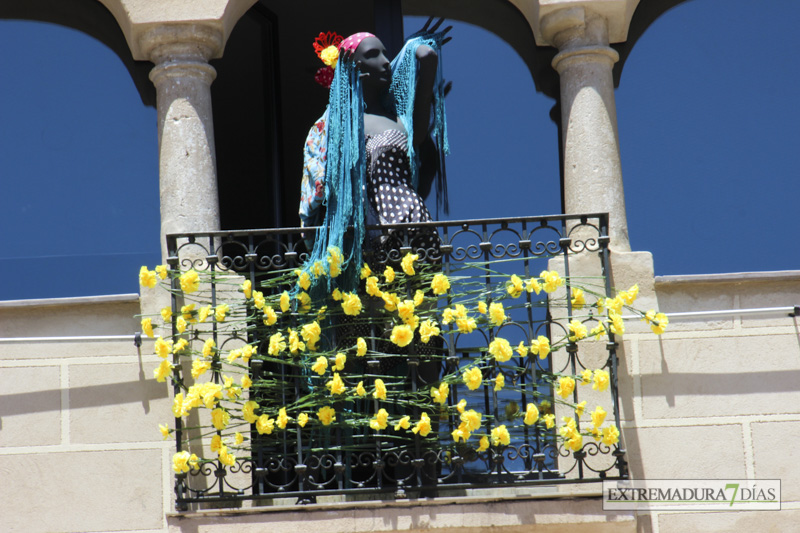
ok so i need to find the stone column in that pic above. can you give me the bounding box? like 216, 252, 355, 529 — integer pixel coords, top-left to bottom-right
140, 24, 223, 259
542, 7, 630, 251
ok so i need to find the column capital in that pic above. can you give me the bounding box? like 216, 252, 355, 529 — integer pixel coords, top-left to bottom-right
526, 0, 640, 47
139, 23, 224, 66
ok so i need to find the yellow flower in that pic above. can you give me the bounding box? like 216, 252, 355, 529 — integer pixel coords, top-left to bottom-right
320, 44, 339, 67
311, 355, 328, 376
317, 406, 336, 426
297, 270, 311, 291
390, 324, 414, 347
401, 253, 418, 276
605, 296, 624, 315
452, 424, 470, 443
241, 279, 252, 299
280, 291, 290, 312
382, 291, 400, 311
568, 319, 588, 342
566, 433, 583, 452
384, 266, 395, 283
477, 301, 487, 314
141, 317, 154, 338
332, 288, 343, 301
575, 401, 587, 417
139, 266, 157, 288
365, 276, 383, 297
360, 263, 372, 279
175, 316, 187, 334
650, 312, 669, 335
456, 317, 477, 334
394, 415, 411, 431
409, 290, 424, 308
180, 304, 195, 323
298, 413, 309, 427
442, 307, 455, 324
373, 378, 387, 400
154, 359, 173, 382
369, 408, 389, 431
256, 414, 275, 435
288, 329, 306, 355
241, 375, 252, 389
179, 270, 200, 293
579, 368, 593, 385
490, 425, 511, 446
515, 342, 528, 357
154, 336, 171, 359
602, 425, 620, 445
419, 320, 440, 343
590, 321, 607, 340
397, 299, 415, 322
619, 284, 639, 305
524, 403, 539, 425
160, 306, 172, 322
326, 372, 346, 395
172, 450, 193, 473
191, 359, 212, 379
215, 304, 230, 322
327, 246, 343, 278
609, 312, 625, 335
172, 393, 187, 418
242, 345, 255, 362
159, 423, 171, 440
555, 376, 576, 399
268, 332, 286, 356
298, 291, 312, 312
356, 337, 367, 356
341, 292, 362, 316
488, 302, 506, 327
253, 291, 266, 310
155, 264, 169, 280
431, 273, 450, 295
463, 367, 483, 391
540, 270, 564, 294
526, 278, 542, 295
591, 406, 607, 428
301, 321, 321, 350
197, 339, 214, 359
477, 436, 490, 452
194, 305, 209, 323
461, 409, 482, 432
431, 382, 449, 405
211, 408, 230, 431
356, 381, 367, 397
571, 288, 586, 310
592, 369, 610, 392
489, 337, 513, 362
411, 412, 432, 436
507, 274, 523, 298
543, 413, 555, 429
171, 339, 186, 354
234, 432, 244, 445
456, 399, 467, 414
494, 373, 505, 391
277, 407, 289, 429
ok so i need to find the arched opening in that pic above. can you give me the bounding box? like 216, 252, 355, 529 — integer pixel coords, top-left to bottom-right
616, 0, 800, 274
0, 16, 159, 300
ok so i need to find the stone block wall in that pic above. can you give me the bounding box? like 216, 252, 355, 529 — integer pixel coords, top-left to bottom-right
618, 271, 800, 532
0, 294, 170, 533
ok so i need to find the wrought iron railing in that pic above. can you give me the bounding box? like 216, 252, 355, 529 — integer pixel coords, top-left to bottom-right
163, 213, 628, 510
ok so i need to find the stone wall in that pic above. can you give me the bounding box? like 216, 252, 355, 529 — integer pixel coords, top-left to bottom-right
0, 294, 171, 533
620, 270, 800, 532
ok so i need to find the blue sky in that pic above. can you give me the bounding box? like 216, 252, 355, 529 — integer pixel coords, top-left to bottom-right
1, 1, 797, 301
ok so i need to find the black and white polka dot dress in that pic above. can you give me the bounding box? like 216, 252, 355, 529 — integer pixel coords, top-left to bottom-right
365, 129, 439, 256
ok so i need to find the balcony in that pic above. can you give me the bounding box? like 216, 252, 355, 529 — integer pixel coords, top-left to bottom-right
155, 213, 632, 510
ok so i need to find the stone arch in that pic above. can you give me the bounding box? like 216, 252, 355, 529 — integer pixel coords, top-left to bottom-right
0, 0, 155, 106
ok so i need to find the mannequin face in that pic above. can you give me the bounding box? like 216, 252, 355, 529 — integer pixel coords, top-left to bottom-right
353, 37, 391, 90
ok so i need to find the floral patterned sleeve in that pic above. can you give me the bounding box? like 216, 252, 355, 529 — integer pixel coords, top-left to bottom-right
298, 113, 328, 228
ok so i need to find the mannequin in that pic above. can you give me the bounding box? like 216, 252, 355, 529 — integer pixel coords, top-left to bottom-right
298, 20, 450, 294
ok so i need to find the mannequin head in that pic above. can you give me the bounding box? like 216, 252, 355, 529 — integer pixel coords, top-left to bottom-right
352, 36, 392, 92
